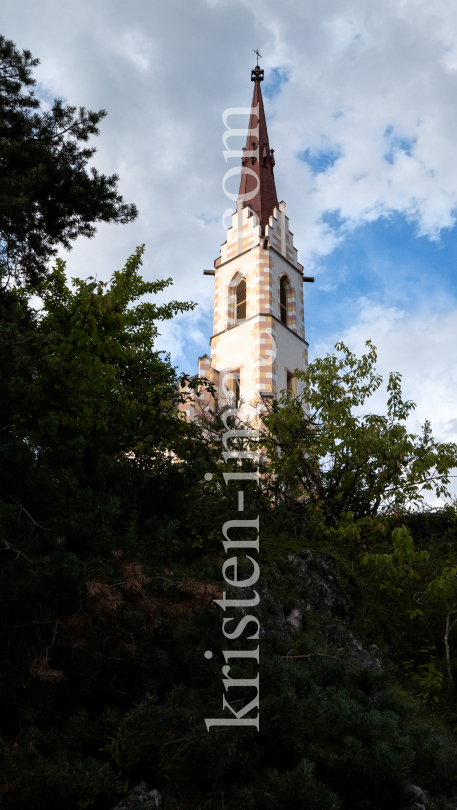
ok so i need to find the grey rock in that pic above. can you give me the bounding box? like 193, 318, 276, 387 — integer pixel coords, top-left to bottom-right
325, 623, 381, 670
110, 782, 162, 810
228, 552, 381, 672
287, 551, 381, 668
348, 637, 381, 671
325, 622, 348, 648
403, 783, 429, 810
229, 582, 288, 637
288, 550, 353, 620
286, 604, 303, 632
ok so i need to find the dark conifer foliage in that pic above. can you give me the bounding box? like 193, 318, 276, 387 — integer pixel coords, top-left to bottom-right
0, 36, 137, 289
0, 249, 216, 807
2, 32, 457, 810
2, 255, 457, 809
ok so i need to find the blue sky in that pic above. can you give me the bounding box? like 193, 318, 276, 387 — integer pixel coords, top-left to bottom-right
298, 147, 342, 174
309, 213, 457, 343
3, 0, 457, 454
158, 202, 457, 487
167, 211, 457, 362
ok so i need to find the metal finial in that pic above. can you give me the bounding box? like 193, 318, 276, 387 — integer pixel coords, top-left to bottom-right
251, 52, 264, 83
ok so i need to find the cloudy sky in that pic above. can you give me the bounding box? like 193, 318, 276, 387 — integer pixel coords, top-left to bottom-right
3, 0, 457, 458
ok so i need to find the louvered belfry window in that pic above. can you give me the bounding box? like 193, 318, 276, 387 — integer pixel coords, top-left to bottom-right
280, 277, 287, 324
236, 279, 247, 321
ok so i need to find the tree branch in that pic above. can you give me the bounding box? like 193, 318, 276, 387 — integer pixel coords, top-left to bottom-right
0, 491, 46, 530
0, 619, 60, 631
280, 653, 361, 671
444, 611, 457, 681
2, 540, 31, 563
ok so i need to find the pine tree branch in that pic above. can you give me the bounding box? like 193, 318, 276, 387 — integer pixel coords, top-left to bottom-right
0, 337, 33, 345
44, 623, 58, 657
2, 540, 31, 562
162, 737, 187, 747
280, 653, 361, 670
0, 620, 60, 630
0, 491, 46, 529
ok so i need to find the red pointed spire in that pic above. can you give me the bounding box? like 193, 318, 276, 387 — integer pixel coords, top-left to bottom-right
238, 65, 279, 231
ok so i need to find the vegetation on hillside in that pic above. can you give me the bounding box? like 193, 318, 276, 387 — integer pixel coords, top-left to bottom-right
2, 32, 457, 810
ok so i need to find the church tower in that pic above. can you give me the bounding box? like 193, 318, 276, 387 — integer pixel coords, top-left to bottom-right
185, 61, 313, 421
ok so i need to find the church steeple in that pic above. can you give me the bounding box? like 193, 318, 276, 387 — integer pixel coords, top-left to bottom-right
238, 62, 279, 231
180, 57, 312, 425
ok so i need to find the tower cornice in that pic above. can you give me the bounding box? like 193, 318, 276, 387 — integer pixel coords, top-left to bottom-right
209, 313, 309, 346
214, 241, 305, 279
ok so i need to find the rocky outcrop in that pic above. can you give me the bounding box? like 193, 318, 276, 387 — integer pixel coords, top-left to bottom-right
324, 623, 381, 670
110, 782, 162, 809
229, 551, 382, 670
228, 581, 289, 638
288, 550, 353, 620
284, 551, 381, 669
403, 783, 429, 810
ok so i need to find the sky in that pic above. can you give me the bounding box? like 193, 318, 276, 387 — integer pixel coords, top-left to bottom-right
3, 0, 457, 463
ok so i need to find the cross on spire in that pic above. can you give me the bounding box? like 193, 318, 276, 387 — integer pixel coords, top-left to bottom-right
251, 52, 264, 83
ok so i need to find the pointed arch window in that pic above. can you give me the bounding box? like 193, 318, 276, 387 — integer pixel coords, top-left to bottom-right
287, 371, 297, 397
280, 277, 288, 325
236, 279, 247, 322
226, 370, 241, 407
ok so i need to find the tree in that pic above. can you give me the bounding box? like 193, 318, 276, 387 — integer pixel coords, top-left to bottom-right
362, 518, 457, 688
0, 247, 219, 807
101, 641, 457, 810
247, 343, 457, 704
2, 287, 457, 807
0, 35, 137, 289
256, 340, 457, 545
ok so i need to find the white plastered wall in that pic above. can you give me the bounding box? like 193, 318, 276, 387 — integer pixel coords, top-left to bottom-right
211, 200, 309, 417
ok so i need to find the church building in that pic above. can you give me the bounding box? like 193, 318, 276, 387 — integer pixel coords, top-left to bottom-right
182, 61, 313, 422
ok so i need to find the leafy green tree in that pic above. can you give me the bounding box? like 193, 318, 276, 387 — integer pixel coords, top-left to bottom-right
3, 279, 457, 808
363, 519, 457, 686
243, 343, 457, 713
257, 341, 457, 545
33, 244, 203, 435
0, 247, 218, 808
0, 35, 137, 288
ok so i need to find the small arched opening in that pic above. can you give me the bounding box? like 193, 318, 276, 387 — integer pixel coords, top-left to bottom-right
236, 278, 247, 322
280, 276, 288, 325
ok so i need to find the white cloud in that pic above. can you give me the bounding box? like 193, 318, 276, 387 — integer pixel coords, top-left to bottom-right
4, 0, 457, 274
316, 295, 457, 500
118, 31, 153, 72
2, 0, 457, 446
313, 297, 457, 448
